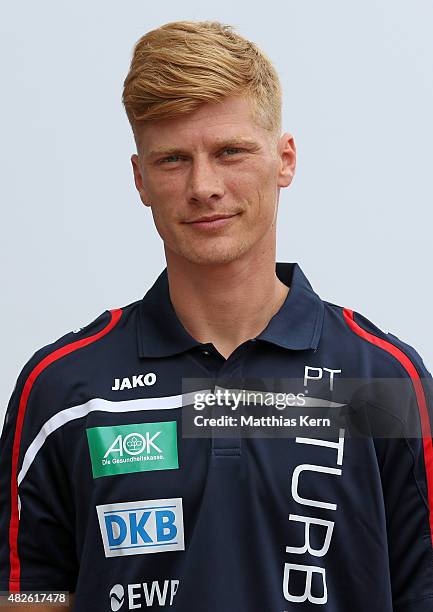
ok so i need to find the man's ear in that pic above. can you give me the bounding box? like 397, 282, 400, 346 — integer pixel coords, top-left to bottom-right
131, 153, 152, 207
277, 133, 296, 188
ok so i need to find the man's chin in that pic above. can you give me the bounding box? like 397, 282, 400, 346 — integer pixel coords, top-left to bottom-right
176, 244, 248, 267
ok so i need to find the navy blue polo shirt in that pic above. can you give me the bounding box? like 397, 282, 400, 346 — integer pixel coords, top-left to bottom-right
1, 261, 433, 611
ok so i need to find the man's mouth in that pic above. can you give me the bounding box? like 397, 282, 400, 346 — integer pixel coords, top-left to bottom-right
184, 213, 240, 229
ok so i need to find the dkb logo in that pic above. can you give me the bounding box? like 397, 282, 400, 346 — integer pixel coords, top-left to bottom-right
96, 498, 184, 557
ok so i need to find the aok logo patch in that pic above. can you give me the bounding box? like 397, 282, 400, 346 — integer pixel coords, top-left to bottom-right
96, 498, 185, 557
86, 421, 178, 478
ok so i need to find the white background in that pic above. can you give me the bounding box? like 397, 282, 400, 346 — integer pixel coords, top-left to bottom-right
1, 0, 432, 424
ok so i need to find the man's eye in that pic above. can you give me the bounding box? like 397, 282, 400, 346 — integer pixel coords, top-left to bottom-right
157, 149, 244, 164
221, 148, 244, 156
159, 155, 182, 164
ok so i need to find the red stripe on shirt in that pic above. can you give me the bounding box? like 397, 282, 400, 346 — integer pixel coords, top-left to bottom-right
8, 308, 122, 591
343, 307, 433, 546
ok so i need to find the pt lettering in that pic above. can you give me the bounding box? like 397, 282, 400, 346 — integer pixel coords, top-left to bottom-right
304, 366, 341, 391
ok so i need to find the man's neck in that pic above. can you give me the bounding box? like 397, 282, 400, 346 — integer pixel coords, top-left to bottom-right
165, 253, 290, 360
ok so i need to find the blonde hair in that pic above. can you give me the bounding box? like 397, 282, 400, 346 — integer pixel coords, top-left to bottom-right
122, 20, 282, 145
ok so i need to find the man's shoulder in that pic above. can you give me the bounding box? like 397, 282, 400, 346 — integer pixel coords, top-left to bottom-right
12, 299, 142, 403
321, 299, 431, 379
22, 308, 117, 372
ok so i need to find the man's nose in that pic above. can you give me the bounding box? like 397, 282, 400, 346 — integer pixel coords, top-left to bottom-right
187, 157, 225, 203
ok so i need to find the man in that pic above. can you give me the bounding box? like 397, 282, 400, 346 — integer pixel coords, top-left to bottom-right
1, 19, 432, 612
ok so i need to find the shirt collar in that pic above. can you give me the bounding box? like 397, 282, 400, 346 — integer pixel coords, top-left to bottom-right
137, 261, 324, 358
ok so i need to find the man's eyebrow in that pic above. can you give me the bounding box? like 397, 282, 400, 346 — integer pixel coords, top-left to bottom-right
210, 137, 260, 148
147, 137, 260, 158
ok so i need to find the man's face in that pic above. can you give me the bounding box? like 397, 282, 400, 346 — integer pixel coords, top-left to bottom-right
131, 94, 295, 266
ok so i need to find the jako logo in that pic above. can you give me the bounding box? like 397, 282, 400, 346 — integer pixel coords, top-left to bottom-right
109, 584, 124, 611
96, 498, 184, 558
109, 580, 180, 609
112, 373, 157, 391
